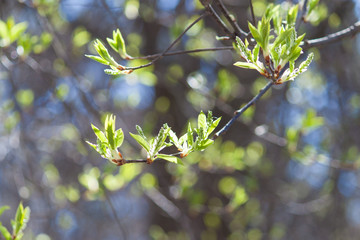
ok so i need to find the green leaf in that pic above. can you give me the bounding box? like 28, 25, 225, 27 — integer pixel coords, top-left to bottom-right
85, 55, 110, 65
286, 5, 299, 26
104, 69, 122, 75
0, 206, 9, 217
197, 139, 214, 151
299, 52, 314, 72
273, 27, 293, 48
157, 154, 183, 165
207, 117, 221, 137
252, 44, 260, 62
130, 132, 150, 152
136, 125, 147, 141
14, 203, 24, 235
94, 39, 118, 67
248, 22, 262, 47
0, 225, 11, 240
10, 22, 28, 42
234, 62, 258, 70
91, 124, 107, 142
187, 123, 194, 146
152, 124, 171, 154
260, 18, 270, 53
288, 46, 302, 62
307, 0, 320, 15
197, 111, 206, 130
114, 128, 124, 148
114, 29, 128, 59
105, 115, 115, 149
86, 141, 98, 151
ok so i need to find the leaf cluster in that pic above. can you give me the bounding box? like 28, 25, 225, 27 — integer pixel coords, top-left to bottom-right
87, 111, 221, 166
0, 17, 52, 56
86, 115, 125, 165
234, 3, 315, 84
0, 203, 31, 240
85, 29, 133, 75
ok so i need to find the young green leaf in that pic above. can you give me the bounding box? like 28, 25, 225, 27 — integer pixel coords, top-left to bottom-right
85, 55, 110, 65
107, 29, 129, 59
114, 128, 124, 148
91, 124, 107, 143
307, 0, 320, 16
197, 139, 214, 151
13, 203, 24, 235
130, 132, 150, 152
10, 22, 28, 42
187, 123, 194, 147
197, 111, 207, 130
152, 124, 171, 155
234, 62, 258, 70
286, 5, 299, 27
93, 40, 119, 67
207, 117, 221, 137
0, 206, 9, 217
105, 115, 115, 149
248, 23, 263, 47
157, 154, 183, 165
0, 225, 11, 240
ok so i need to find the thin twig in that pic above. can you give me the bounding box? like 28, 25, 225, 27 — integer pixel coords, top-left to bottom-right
130, 46, 233, 60
102, 187, 127, 239
296, 0, 308, 30
100, 0, 121, 29
204, 3, 234, 38
249, 0, 256, 26
125, 12, 208, 71
216, 0, 248, 37
302, 21, 360, 49
213, 81, 274, 139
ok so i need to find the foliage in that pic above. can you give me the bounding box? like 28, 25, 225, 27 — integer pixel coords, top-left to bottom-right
234, 4, 313, 84
1, 0, 360, 239
0, 203, 30, 240
87, 111, 221, 165
0, 17, 52, 56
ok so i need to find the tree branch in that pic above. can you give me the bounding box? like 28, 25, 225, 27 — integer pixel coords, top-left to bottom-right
215, 0, 248, 37
303, 21, 360, 49
125, 12, 208, 71
248, 0, 256, 26
213, 81, 274, 139
130, 46, 234, 60
201, 1, 234, 38
296, 0, 308, 30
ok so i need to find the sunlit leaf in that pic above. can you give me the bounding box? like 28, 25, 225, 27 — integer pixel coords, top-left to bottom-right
157, 154, 183, 165
130, 133, 150, 152
91, 124, 107, 142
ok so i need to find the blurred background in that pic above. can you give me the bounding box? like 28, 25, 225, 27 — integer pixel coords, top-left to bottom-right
1, 0, 360, 239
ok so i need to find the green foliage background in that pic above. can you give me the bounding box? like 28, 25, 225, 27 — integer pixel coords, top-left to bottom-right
1, 0, 360, 239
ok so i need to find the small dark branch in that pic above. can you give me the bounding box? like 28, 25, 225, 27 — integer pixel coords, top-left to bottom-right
213, 81, 274, 139
296, 0, 308, 30
216, 0, 248, 37
203, 2, 234, 38
100, 0, 120, 29
123, 159, 148, 164
126, 12, 208, 71
131, 46, 234, 60
303, 21, 360, 49
102, 187, 127, 239
249, 0, 256, 26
